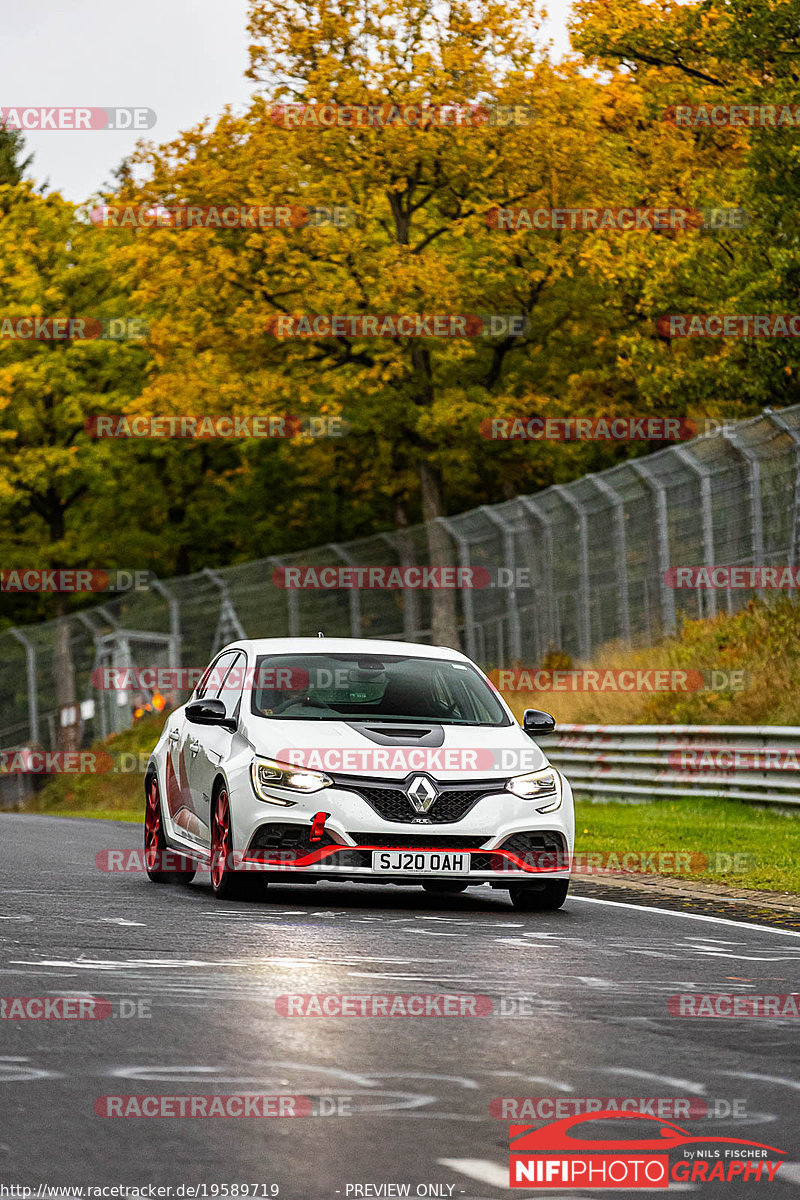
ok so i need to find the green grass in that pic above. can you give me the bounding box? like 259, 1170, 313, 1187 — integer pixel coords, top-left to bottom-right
576, 797, 800, 892
24, 711, 165, 819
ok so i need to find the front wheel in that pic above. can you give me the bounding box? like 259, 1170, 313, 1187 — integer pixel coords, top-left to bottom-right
210, 786, 262, 900
144, 776, 197, 885
509, 880, 569, 911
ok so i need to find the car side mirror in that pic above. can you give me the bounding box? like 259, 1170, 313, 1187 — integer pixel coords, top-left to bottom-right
185, 698, 237, 732
522, 708, 556, 737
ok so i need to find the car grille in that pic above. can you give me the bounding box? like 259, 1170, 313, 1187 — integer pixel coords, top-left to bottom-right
340, 780, 504, 824
348, 832, 489, 849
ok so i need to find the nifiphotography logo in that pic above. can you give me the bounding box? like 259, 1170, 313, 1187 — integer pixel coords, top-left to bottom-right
508, 1111, 786, 1188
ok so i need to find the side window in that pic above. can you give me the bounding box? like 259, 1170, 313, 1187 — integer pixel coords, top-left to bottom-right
215, 651, 247, 719
195, 651, 235, 700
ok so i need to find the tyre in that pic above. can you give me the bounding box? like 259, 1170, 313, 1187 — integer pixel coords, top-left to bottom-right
508, 880, 569, 911
210, 784, 263, 900
422, 881, 470, 894
144, 775, 197, 885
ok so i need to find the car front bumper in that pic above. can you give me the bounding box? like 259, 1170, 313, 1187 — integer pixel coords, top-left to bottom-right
230, 770, 575, 883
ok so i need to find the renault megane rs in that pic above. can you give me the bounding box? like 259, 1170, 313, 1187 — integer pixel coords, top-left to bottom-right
143, 637, 573, 910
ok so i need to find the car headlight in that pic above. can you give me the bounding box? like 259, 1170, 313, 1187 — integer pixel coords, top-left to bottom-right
250, 756, 332, 804
505, 767, 562, 812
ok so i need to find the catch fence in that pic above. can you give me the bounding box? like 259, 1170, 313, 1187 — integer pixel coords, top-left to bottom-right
1, 404, 799, 796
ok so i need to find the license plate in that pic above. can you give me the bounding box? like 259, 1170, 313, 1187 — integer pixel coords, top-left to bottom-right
372, 850, 469, 874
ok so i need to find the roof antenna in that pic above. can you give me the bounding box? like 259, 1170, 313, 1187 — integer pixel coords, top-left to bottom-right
317, 631, 325, 638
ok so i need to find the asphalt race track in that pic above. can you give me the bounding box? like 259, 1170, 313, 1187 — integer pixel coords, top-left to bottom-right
1, 814, 799, 1198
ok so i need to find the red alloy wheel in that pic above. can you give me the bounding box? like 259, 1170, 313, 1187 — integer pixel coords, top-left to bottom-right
211, 788, 232, 890
143, 774, 196, 886
144, 777, 161, 871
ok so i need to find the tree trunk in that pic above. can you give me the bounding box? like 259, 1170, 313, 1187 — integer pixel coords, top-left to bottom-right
418, 458, 461, 650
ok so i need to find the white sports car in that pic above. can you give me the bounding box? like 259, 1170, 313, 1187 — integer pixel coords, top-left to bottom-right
144, 637, 574, 910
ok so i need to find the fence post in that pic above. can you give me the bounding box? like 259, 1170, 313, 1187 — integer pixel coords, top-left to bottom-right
480, 506, 522, 663
435, 517, 476, 660
589, 474, 631, 644
268, 557, 299, 636
629, 462, 677, 637
328, 543, 362, 638
381, 532, 418, 640
8, 628, 39, 746
672, 445, 718, 619
552, 485, 591, 659
517, 495, 556, 658
75, 611, 108, 741
723, 427, 764, 568
151, 578, 181, 668
203, 568, 246, 651
764, 409, 800, 567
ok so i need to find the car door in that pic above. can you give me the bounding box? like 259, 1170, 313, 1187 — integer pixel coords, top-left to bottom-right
187, 649, 246, 846
175, 651, 236, 847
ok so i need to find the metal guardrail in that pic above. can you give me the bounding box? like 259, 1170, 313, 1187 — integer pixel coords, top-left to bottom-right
546, 724, 800, 807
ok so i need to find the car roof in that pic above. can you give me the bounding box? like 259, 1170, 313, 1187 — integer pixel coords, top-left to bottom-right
219, 637, 472, 662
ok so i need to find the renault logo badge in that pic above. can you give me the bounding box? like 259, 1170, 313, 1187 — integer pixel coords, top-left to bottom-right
406, 775, 439, 814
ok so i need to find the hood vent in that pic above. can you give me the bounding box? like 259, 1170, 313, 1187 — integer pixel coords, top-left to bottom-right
348, 722, 445, 747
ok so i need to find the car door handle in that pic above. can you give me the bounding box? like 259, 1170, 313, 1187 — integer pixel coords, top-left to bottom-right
167, 729, 180, 744
189, 738, 202, 757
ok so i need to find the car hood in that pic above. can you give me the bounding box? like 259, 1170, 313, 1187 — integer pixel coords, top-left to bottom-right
245, 718, 547, 781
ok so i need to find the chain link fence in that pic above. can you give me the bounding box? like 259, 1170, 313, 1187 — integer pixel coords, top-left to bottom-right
2, 404, 799, 798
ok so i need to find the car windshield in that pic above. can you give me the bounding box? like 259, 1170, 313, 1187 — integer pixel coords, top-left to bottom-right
249, 653, 509, 725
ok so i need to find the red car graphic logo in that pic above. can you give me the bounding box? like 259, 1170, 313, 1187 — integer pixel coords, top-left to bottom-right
510, 1110, 786, 1155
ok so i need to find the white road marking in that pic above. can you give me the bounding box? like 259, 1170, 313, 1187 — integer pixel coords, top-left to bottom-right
570, 896, 800, 938
604, 1067, 707, 1093
437, 1159, 508, 1189
719, 1071, 800, 1092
